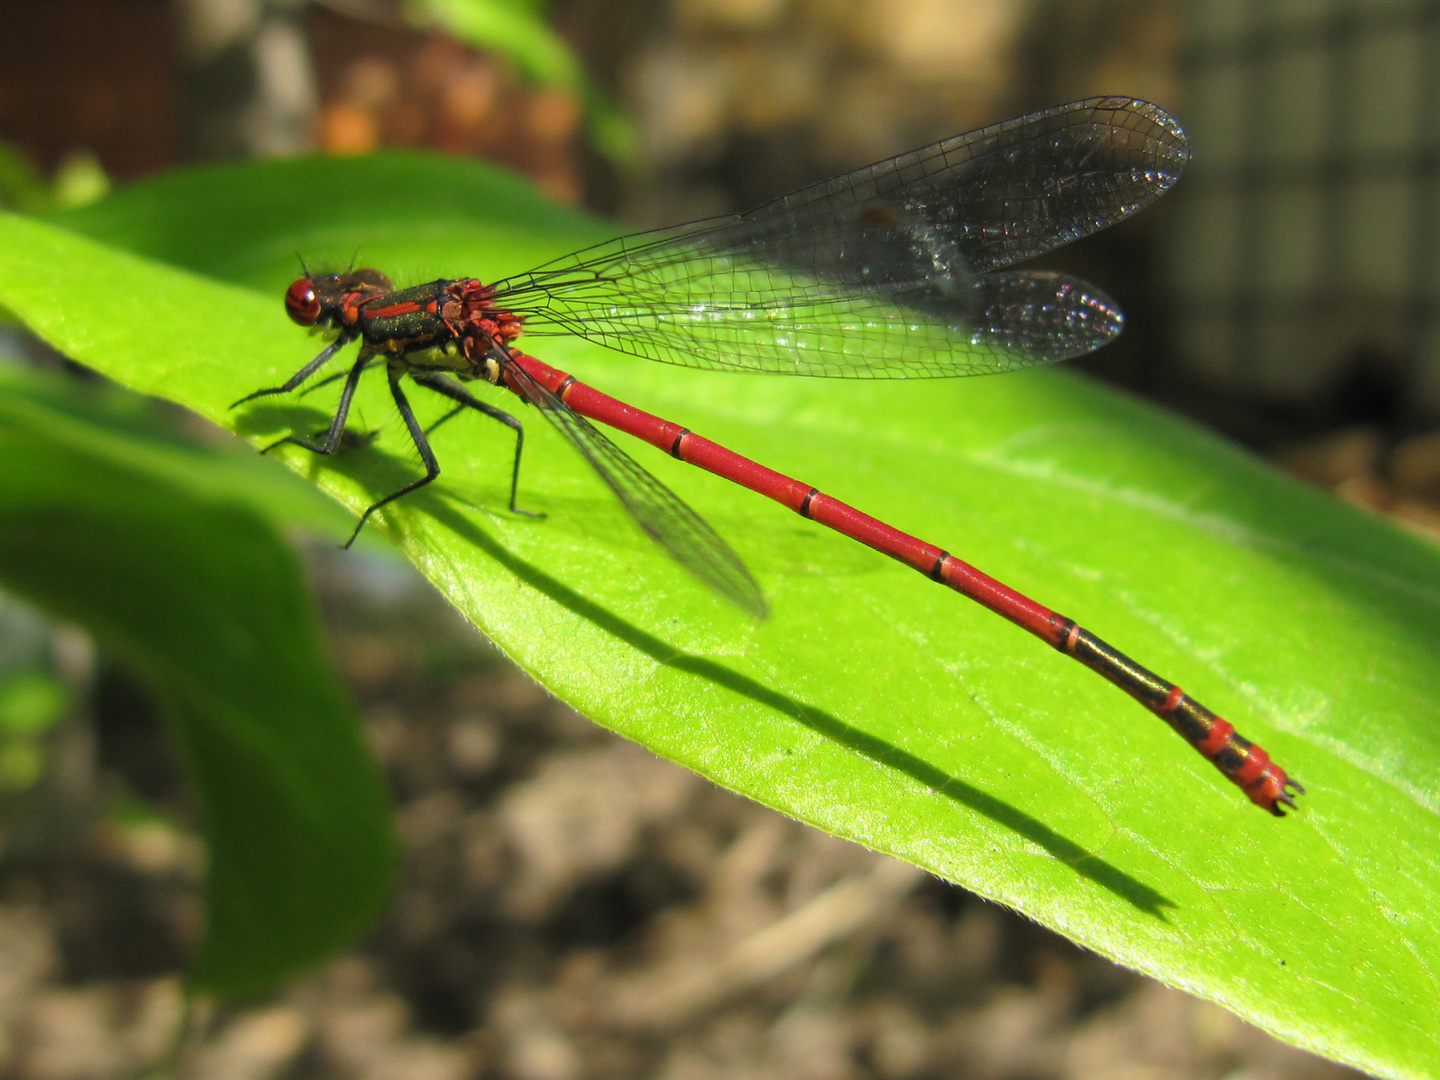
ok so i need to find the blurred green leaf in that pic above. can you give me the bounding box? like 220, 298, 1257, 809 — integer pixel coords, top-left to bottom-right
579, 81, 638, 163
2, 152, 1439, 1077
0, 672, 67, 736
0, 140, 109, 213
0, 364, 396, 994
407, 0, 580, 86
0, 740, 44, 792
0, 669, 68, 794
51, 150, 110, 209
0, 141, 51, 214
0, 360, 376, 544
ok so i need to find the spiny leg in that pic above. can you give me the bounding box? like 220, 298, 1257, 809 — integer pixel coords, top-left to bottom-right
230, 338, 350, 409
261, 352, 371, 457
344, 367, 444, 548
423, 405, 465, 435
298, 357, 378, 399
413, 374, 544, 518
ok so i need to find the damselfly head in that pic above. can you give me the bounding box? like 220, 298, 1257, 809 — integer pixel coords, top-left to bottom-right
284, 268, 396, 328
284, 278, 324, 326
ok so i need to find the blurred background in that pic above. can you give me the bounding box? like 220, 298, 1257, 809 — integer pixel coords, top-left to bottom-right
0, 1, 1421, 1078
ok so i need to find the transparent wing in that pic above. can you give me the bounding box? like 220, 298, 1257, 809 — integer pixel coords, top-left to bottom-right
489, 98, 1186, 379
501, 357, 768, 618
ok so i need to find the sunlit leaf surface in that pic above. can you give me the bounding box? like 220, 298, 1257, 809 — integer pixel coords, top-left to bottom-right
0, 152, 1436, 1076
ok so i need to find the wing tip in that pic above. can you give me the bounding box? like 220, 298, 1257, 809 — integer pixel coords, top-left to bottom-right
1086, 96, 1192, 182
972, 270, 1124, 366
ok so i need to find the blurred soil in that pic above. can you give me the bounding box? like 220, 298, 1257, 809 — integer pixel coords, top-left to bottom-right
0, 528, 1381, 1080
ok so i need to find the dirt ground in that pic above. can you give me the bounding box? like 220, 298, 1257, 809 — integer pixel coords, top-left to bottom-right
0, 524, 1377, 1080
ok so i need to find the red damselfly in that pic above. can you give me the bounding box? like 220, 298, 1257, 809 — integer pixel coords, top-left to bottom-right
236, 98, 1303, 815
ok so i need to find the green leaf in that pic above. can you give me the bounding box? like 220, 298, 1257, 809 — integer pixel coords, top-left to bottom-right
0, 669, 68, 793
43, 150, 602, 286
406, 0, 580, 88
0, 138, 109, 213
0, 359, 369, 543
7, 152, 1440, 1077
0, 139, 50, 213
0, 365, 397, 994
0, 672, 67, 736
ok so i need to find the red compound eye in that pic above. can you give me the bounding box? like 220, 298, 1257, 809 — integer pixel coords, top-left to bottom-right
284, 279, 322, 325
